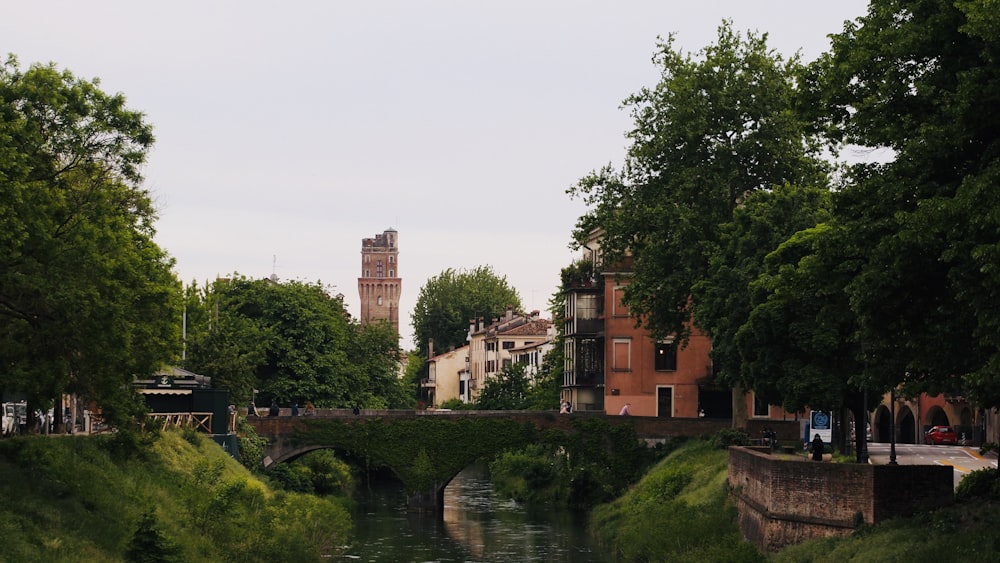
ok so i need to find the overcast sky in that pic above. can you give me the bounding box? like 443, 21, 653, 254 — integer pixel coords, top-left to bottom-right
4, 1, 871, 349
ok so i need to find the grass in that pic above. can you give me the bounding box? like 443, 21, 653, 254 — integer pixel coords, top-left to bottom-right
587, 437, 1000, 562
0, 430, 352, 562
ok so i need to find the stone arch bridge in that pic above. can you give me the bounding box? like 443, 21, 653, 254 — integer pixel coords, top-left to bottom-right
247, 410, 729, 511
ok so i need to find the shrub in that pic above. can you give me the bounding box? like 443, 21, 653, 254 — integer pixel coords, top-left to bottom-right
711, 428, 750, 448
956, 467, 1000, 501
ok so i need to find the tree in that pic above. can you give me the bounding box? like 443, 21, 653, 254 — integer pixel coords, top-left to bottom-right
813, 0, 1000, 405
185, 276, 410, 408
695, 183, 833, 388
411, 266, 522, 354
568, 21, 827, 344
475, 363, 530, 410
0, 56, 180, 428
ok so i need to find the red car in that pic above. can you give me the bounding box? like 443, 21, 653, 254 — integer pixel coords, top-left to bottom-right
924, 425, 958, 445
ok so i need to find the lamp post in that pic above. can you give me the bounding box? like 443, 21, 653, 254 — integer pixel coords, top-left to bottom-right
860, 387, 869, 464
888, 387, 898, 465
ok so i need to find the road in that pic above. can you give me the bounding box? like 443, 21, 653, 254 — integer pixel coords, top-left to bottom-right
866, 442, 998, 488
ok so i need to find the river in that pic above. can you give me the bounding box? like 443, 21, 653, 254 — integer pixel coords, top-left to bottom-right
341, 462, 614, 562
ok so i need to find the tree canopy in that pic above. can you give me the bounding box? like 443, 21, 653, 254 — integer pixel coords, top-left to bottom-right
411, 266, 522, 355
184, 276, 412, 409
568, 21, 828, 344
812, 0, 1000, 406
0, 56, 180, 427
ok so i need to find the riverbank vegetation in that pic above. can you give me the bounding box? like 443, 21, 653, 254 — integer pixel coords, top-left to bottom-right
581, 435, 1000, 562
0, 431, 352, 561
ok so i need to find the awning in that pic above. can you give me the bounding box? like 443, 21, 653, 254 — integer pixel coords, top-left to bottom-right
138, 389, 192, 395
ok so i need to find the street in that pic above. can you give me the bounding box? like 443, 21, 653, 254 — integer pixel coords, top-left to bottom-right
866, 443, 998, 488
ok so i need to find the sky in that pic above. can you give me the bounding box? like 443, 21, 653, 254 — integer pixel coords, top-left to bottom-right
4, 1, 872, 349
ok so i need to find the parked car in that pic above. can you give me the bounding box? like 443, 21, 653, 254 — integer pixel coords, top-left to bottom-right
925, 425, 958, 445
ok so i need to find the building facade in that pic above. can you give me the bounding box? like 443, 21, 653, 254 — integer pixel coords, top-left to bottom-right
358, 228, 401, 334
468, 307, 553, 402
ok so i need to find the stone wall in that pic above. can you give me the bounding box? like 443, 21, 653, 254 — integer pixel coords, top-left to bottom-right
728, 446, 953, 552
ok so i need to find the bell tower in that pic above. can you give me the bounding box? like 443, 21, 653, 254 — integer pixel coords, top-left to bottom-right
358, 228, 400, 335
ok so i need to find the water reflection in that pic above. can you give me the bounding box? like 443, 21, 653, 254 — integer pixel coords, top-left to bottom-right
343, 462, 611, 562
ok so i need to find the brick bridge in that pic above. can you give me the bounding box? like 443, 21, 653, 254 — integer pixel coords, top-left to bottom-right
247, 410, 730, 511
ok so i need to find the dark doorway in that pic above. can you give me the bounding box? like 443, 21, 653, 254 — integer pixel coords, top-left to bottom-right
657, 387, 673, 418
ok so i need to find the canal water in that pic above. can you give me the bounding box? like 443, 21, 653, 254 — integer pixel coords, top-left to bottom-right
341, 462, 613, 562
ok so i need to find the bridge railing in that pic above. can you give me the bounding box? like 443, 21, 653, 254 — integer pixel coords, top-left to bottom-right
145, 412, 213, 433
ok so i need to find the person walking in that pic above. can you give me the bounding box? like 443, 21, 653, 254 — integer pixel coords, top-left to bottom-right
269, 400, 280, 417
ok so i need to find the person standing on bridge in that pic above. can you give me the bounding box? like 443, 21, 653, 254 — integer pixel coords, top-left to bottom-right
619, 403, 631, 416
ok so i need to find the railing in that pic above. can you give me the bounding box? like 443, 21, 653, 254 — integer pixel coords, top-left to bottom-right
145, 412, 213, 433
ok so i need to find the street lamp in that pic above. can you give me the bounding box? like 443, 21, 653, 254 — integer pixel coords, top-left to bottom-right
860, 387, 869, 464
888, 387, 898, 465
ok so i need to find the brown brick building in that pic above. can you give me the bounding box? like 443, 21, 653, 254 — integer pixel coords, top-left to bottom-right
358, 228, 401, 334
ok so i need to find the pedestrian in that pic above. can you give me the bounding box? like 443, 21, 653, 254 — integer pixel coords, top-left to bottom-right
811, 433, 825, 461
352, 404, 361, 416
269, 399, 280, 417
304, 401, 316, 416
619, 403, 631, 416
247, 400, 259, 417
227, 404, 237, 432
560, 401, 569, 414
291, 402, 299, 416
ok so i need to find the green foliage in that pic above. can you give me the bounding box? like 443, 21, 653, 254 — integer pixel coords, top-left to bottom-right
710, 428, 750, 448
588, 439, 763, 562
294, 449, 354, 496
411, 448, 435, 492
475, 362, 531, 410
439, 398, 473, 410
489, 444, 567, 504
236, 416, 266, 471
0, 55, 181, 429
0, 431, 352, 561
184, 276, 409, 409
956, 468, 1000, 501
411, 266, 522, 354
806, 0, 1000, 405
569, 20, 826, 343
125, 509, 180, 563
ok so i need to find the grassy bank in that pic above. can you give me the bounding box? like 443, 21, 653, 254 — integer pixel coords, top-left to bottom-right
0, 430, 351, 562
587, 436, 1000, 562
588, 438, 764, 562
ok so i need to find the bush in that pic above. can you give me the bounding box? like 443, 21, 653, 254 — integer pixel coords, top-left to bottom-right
956, 467, 1000, 501
711, 428, 750, 448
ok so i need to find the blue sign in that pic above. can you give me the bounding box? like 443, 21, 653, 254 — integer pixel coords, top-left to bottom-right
810, 411, 832, 443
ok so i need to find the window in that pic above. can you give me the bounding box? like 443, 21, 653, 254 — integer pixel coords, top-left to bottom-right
612, 338, 631, 371
389, 270, 394, 277
377, 296, 383, 306
654, 340, 677, 371
753, 393, 770, 418
613, 286, 629, 317
486, 360, 496, 373
502, 341, 515, 350
486, 342, 497, 352
389, 256, 394, 264
502, 358, 511, 369
376, 260, 383, 278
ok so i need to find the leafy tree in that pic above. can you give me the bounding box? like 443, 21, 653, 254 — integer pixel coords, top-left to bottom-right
475, 363, 530, 410
0, 56, 180, 428
125, 510, 180, 563
813, 0, 1000, 405
568, 21, 827, 344
411, 266, 522, 354
185, 276, 410, 408
696, 184, 833, 393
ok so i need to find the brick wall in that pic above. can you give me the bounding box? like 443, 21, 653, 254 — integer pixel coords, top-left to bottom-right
728, 446, 953, 552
